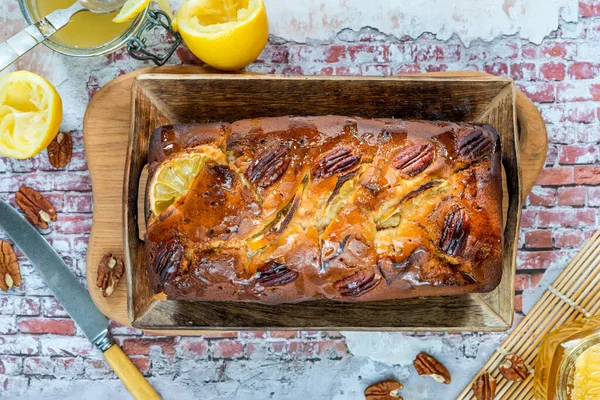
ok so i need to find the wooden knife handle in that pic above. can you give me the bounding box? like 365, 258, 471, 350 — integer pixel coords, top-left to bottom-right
103, 344, 162, 400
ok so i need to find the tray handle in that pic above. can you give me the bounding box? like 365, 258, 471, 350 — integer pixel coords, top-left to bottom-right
516, 91, 548, 199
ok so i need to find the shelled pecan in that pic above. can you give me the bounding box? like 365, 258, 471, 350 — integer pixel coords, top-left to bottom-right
313, 147, 360, 179
457, 129, 494, 161
364, 380, 403, 400
439, 207, 470, 257
334, 270, 381, 297
257, 262, 298, 287
499, 355, 529, 382
0, 241, 20, 292
154, 241, 184, 285
246, 147, 291, 188
392, 142, 435, 176
96, 254, 124, 297
413, 352, 451, 384
47, 131, 73, 168
472, 372, 496, 400
15, 186, 57, 229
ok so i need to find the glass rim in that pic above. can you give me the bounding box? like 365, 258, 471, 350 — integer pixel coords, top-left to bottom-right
556, 326, 600, 399
18, 0, 150, 57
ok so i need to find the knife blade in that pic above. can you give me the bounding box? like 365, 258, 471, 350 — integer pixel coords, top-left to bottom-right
0, 199, 160, 400
0, 199, 108, 342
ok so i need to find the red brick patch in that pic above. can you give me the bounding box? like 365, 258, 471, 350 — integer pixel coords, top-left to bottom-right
538, 209, 595, 227
18, 318, 75, 335
557, 187, 586, 206
536, 167, 574, 186
54, 214, 93, 235
270, 331, 298, 339
510, 63, 536, 80
559, 145, 597, 164
484, 62, 508, 76
575, 166, 600, 184
540, 62, 565, 81
580, 0, 600, 17
568, 62, 595, 79
518, 82, 555, 103
211, 340, 244, 359
525, 230, 553, 249
515, 295, 523, 313
555, 230, 586, 248
131, 357, 151, 375
528, 187, 557, 206
567, 104, 596, 122
324, 45, 346, 63
121, 338, 176, 356
520, 209, 537, 228
179, 339, 209, 357
518, 250, 568, 270
540, 41, 577, 59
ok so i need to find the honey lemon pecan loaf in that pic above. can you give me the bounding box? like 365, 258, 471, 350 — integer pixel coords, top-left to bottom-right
145, 116, 503, 304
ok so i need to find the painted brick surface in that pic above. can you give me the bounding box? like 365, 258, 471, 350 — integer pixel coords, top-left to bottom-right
0, 4, 599, 400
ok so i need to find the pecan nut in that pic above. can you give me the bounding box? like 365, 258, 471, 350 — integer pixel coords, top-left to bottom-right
413, 353, 451, 384
154, 241, 184, 284
257, 262, 298, 287
313, 147, 360, 179
47, 132, 73, 168
246, 147, 291, 188
499, 355, 530, 382
96, 253, 124, 297
15, 186, 57, 229
457, 128, 494, 161
334, 270, 382, 297
439, 207, 470, 257
392, 142, 435, 177
364, 380, 403, 400
472, 373, 496, 400
0, 241, 21, 292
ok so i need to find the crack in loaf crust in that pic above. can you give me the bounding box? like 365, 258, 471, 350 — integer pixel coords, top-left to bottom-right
145, 116, 503, 304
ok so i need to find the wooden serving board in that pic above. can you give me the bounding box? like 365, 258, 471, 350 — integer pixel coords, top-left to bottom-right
84, 67, 547, 334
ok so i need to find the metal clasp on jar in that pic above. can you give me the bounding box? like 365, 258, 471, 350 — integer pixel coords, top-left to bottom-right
127, 9, 182, 66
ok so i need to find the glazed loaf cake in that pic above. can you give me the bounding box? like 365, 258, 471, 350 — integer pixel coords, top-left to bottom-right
145, 116, 503, 304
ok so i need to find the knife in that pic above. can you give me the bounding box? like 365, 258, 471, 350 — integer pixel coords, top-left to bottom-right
0, 200, 161, 400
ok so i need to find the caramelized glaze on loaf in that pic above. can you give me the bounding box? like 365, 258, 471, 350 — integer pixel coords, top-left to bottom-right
145, 116, 503, 303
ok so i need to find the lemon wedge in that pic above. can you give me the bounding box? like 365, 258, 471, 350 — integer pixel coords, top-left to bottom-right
112, 0, 151, 23
0, 71, 62, 159
177, 0, 269, 70
149, 151, 206, 216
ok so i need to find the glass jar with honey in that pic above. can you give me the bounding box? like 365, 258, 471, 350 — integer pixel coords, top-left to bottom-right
534, 315, 600, 399
18, 0, 181, 64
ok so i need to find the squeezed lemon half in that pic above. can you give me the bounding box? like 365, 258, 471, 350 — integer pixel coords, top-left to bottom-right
177, 0, 269, 70
0, 71, 62, 159
112, 0, 151, 23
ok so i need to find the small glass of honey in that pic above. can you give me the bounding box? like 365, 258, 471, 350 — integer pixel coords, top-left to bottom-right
535, 315, 600, 399
19, 0, 149, 57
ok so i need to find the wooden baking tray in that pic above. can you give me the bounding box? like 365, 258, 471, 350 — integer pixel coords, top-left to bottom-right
122, 73, 522, 331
